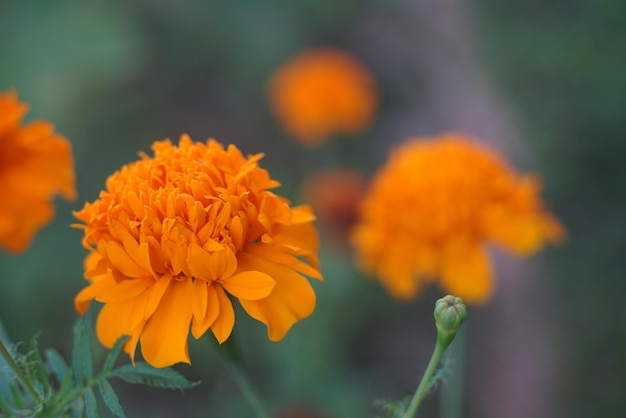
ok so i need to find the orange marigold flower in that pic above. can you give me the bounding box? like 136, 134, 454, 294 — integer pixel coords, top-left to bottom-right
0, 90, 76, 253
73, 135, 323, 367
268, 48, 376, 146
300, 169, 367, 244
350, 133, 565, 305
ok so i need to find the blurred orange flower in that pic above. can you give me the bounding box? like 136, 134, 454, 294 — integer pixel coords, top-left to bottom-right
268, 48, 376, 146
350, 133, 565, 304
300, 169, 367, 244
74, 135, 322, 367
0, 90, 76, 253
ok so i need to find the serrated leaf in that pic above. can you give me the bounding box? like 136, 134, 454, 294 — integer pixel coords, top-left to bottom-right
101, 336, 129, 374
0, 391, 12, 415
98, 380, 125, 418
45, 348, 71, 385
112, 362, 199, 389
10, 382, 25, 409
72, 311, 94, 384
83, 387, 99, 418
28, 335, 52, 397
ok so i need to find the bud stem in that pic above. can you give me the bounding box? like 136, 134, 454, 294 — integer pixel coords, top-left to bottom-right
402, 336, 448, 418
402, 295, 467, 418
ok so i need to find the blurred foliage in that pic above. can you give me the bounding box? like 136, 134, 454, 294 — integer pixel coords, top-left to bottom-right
1, 0, 625, 417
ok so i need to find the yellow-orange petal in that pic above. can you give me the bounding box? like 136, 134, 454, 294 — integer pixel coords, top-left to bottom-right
441, 241, 493, 305
273, 222, 319, 254
106, 241, 146, 278
144, 274, 172, 318
238, 252, 315, 341
222, 271, 276, 300
140, 279, 194, 367
95, 289, 150, 360
191, 283, 220, 339
211, 286, 235, 343
244, 244, 323, 280
74, 274, 116, 314
96, 277, 152, 304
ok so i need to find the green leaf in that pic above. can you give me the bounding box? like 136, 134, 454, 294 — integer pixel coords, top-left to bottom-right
45, 348, 71, 385
72, 311, 94, 384
112, 362, 199, 389
0, 391, 12, 415
98, 380, 125, 418
28, 335, 52, 397
83, 387, 99, 418
10, 382, 25, 410
101, 336, 129, 374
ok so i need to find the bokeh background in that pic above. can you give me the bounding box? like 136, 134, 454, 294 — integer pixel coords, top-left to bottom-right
1, 1, 625, 417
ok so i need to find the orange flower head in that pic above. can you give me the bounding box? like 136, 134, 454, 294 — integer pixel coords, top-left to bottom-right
300, 169, 368, 244
73, 135, 323, 367
268, 48, 376, 146
350, 133, 565, 305
0, 90, 76, 253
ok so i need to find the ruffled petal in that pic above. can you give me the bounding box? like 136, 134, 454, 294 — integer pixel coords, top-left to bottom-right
222, 271, 275, 300
140, 279, 194, 367
95, 289, 150, 360
238, 251, 315, 341
210, 286, 235, 343
191, 283, 220, 339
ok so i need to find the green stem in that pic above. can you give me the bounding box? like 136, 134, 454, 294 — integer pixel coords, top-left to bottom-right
402, 338, 447, 418
440, 327, 466, 418
0, 337, 42, 403
212, 335, 272, 418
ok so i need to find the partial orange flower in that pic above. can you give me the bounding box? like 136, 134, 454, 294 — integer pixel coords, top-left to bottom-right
0, 90, 76, 253
73, 135, 322, 367
350, 133, 564, 305
300, 168, 367, 244
268, 48, 376, 146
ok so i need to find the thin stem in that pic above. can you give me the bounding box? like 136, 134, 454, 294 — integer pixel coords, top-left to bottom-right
221, 360, 272, 418
211, 335, 272, 418
0, 338, 42, 403
402, 339, 447, 418
440, 327, 466, 418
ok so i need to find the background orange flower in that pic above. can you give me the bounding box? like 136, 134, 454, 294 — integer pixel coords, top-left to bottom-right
0, 90, 76, 253
351, 133, 565, 304
74, 135, 322, 367
300, 168, 367, 245
268, 48, 377, 146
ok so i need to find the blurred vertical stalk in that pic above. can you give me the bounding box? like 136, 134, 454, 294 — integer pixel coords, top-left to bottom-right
211, 333, 272, 418
440, 327, 466, 418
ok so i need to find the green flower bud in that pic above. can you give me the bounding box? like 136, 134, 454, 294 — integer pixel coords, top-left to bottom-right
434, 295, 467, 348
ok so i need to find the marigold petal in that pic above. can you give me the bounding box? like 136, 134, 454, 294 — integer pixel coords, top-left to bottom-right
187, 243, 214, 280
74, 273, 116, 314
238, 252, 315, 341
96, 277, 152, 304
244, 244, 323, 280
96, 290, 150, 361
222, 271, 276, 300
211, 286, 235, 343
441, 241, 493, 305
191, 283, 220, 339
273, 222, 319, 254
140, 279, 194, 367
144, 274, 172, 318
106, 241, 146, 278
192, 279, 209, 323
291, 205, 316, 224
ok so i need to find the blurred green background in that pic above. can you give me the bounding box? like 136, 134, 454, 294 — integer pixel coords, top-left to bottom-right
1, 0, 625, 417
